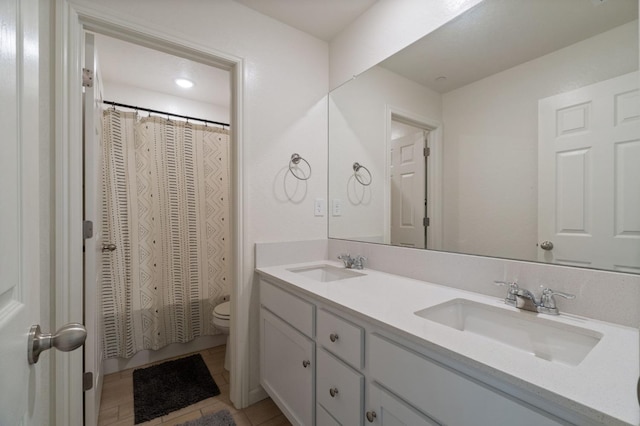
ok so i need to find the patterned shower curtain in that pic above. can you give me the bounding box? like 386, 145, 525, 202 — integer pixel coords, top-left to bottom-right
101, 109, 231, 359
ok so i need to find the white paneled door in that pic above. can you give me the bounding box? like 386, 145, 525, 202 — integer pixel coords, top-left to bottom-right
84, 32, 105, 426
390, 131, 427, 248
0, 0, 49, 425
538, 72, 640, 272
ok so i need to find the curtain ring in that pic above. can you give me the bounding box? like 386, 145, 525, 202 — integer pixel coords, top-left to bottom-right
353, 162, 372, 186
289, 153, 311, 180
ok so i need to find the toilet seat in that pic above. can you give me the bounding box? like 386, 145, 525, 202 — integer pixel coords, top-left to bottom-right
213, 301, 230, 319
213, 301, 231, 330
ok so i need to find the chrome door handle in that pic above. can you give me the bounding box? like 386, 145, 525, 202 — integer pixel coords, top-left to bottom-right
329, 333, 339, 342
329, 387, 339, 397
366, 411, 377, 422
539, 241, 554, 251
102, 243, 117, 252
28, 323, 87, 364
302, 360, 310, 368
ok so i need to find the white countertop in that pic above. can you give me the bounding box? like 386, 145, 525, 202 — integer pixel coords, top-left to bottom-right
256, 260, 640, 426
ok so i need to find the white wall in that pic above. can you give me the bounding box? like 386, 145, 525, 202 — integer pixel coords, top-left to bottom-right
441, 21, 639, 261
102, 81, 230, 124
73, 0, 329, 402
328, 65, 441, 241
329, 0, 483, 89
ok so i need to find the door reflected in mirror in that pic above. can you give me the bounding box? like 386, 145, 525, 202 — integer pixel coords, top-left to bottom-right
328, 0, 640, 274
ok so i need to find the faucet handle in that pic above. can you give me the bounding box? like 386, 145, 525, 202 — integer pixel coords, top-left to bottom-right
352, 255, 367, 270
494, 280, 518, 304
540, 287, 575, 313
338, 253, 353, 268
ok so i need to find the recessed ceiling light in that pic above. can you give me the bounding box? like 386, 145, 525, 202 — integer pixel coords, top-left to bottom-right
175, 78, 194, 89
435, 76, 447, 82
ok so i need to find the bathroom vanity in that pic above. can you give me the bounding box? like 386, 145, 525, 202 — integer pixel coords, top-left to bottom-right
256, 261, 639, 426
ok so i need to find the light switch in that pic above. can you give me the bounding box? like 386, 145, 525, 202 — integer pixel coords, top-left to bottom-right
332, 199, 342, 216
314, 198, 325, 216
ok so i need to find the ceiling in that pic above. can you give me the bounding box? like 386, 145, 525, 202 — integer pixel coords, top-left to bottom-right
94, 0, 638, 107
95, 34, 231, 108
94, 1, 378, 108
235, 0, 378, 41
380, 0, 638, 93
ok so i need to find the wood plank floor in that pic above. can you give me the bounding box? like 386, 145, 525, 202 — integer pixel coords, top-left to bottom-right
98, 346, 291, 426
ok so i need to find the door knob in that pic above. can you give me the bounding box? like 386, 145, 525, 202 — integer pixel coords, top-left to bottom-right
539, 241, 554, 251
28, 323, 87, 364
102, 243, 117, 252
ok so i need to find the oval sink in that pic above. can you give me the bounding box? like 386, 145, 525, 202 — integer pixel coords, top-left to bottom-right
287, 264, 365, 282
415, 298, 602, 366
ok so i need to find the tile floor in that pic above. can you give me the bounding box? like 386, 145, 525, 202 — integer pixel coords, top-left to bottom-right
98, 346, 292, 426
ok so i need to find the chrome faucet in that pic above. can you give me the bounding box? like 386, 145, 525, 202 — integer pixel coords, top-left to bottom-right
494, 280, 575, 315
337, 254, 367, 270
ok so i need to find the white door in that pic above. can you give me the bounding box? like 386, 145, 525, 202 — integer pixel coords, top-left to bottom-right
538, 72, 640, 272
0, 0, 49, 424
390, 131, 426, 248
84, 32, 105, 426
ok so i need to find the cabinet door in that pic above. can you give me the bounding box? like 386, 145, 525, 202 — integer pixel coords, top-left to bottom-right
366, 384, 440, 426
261, 308, 314, 425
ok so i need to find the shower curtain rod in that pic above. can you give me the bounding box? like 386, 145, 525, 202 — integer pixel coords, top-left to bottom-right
103, 100, 229, 128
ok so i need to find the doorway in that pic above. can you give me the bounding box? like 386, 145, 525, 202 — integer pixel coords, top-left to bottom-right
385, 107, 443, 250
56, 5, 246, 424
389, 120, 428, 248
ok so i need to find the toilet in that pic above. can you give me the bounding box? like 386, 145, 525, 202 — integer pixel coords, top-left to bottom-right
212, 301, 231, 371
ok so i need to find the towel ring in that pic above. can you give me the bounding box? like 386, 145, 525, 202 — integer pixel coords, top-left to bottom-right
289, 153, 312, 181
353, 162, 372, 186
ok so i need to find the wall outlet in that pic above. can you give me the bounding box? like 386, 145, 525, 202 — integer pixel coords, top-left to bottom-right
332, 199, 342, 216
314, 198, 325, 216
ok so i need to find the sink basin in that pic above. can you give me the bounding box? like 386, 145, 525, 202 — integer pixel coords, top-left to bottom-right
415, 299, 602, 366
287, 264, 364, 282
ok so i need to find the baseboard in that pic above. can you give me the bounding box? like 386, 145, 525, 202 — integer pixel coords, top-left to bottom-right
248, 385, 269, 406
103, 334, 228, 375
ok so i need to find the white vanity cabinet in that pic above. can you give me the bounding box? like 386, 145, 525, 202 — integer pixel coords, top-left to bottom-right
259, 276, 571, 426
260, 280, 315, 425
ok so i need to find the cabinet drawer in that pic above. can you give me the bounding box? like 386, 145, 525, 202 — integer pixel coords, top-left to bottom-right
317, 348, 363, 426
260, 279, 314, 337
317, 309, 364, 369
317, 404, 341, 426
369, 334, 564, 426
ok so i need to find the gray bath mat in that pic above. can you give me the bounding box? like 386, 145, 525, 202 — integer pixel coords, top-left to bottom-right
177, 409, 236, 426
133, 354, 220, 424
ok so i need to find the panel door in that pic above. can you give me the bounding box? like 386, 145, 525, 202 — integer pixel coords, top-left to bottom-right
390, 131, 426, 248
260, 308, 314, 426
0, 0, 49, 424
538, 71, 640, 271
83, 31, 105, 426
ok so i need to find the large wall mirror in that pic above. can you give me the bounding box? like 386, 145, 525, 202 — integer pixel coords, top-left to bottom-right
328, 0, 640, 274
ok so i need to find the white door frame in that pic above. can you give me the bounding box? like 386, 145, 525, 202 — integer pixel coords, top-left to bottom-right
384, 105, 443, 250
55, 1, 247, 423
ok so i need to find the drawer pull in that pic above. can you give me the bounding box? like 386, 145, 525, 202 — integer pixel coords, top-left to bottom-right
302, 360, 310, 368
329, 387, 339, 397
366, 410, 377, 422
329, 333, 339, 342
